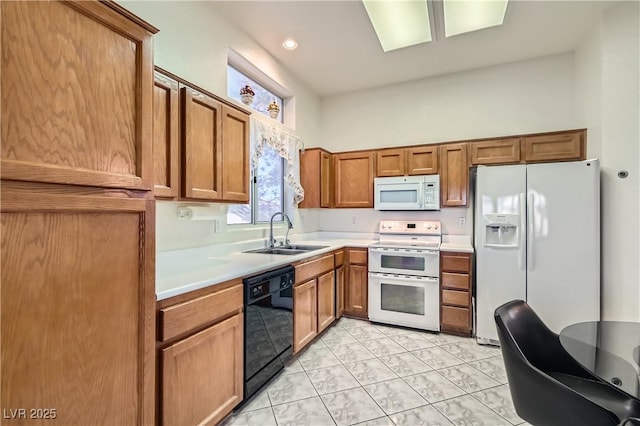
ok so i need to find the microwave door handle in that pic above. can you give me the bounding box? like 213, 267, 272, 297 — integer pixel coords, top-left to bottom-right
418, 181, 425, 209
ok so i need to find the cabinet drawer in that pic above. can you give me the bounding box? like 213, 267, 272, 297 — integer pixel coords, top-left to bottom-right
348, 249, 368, 265
442, 306, 471, 330
441, 272, 470, 291
441, 254, 470, 272
334, 250, 345, 267
295, 254, 334, 284
160, 282, 243, 341
442, 289, 469, 307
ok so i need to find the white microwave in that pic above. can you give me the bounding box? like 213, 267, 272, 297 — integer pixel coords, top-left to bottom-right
374, 175, 440, 211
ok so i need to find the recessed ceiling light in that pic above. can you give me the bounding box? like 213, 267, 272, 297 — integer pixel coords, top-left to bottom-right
362, 0, 432, 52
443, 0, 509, 38
282, 39, 298, 50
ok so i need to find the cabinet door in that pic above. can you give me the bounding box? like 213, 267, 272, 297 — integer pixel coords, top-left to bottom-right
407, 146, 438, 175
221, 106, 250, 202
346, 264, 368, 318
299, 148, 322, 209
376, 148, 406, 177
334, 151, 375, 208
522, 131, 584, 163
317, 270, 336, 333
294, 279, 318, 353
336, 266, 345, 319
320, 151, 333, 207
162, 314, 243, 426
153, 71, 180, 198
0, 1, 154, 190
440, 143, 468, 207
470, 138, 521, 165
1, 192, 155, 425
181, 86, 223, 200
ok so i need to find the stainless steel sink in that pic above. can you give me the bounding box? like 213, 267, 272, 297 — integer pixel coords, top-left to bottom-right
281, 244, 329, 251
243, 244, 329, 255
244, 248, 307, 255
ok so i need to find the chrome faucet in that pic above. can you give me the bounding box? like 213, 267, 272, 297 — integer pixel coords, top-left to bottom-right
269, 211, 293, 248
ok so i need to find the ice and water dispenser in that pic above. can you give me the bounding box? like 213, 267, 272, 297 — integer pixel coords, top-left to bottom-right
483, 214, 519, 248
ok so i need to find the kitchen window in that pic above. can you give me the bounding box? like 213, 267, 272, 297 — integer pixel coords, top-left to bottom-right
226, 63, 292, 225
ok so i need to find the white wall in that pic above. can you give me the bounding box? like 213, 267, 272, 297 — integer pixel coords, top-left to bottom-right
319, 53, 577, 152
575, 1, 640, 322
118, 1, 323, 251
315, 208, 471, 236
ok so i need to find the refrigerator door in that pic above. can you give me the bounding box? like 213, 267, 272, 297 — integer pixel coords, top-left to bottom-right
525, 160, 600, 333
475, 165, 527, 344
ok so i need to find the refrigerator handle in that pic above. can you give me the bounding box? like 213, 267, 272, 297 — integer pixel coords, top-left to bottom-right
528, 192, 535, 270
519, 193, 526, 270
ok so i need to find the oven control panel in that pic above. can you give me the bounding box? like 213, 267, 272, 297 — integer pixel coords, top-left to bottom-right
379, 220, 441, 235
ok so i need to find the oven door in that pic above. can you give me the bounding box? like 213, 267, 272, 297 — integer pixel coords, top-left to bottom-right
369, 246, 439, 277
368, 272, 440, 331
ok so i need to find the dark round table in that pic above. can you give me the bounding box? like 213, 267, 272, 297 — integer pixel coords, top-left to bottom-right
560, 321, 640, 399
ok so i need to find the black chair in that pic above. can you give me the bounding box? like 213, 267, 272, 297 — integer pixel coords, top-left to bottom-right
494, 299, 640, 426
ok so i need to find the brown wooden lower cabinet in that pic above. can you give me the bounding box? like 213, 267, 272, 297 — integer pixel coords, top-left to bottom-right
317, 270, 336, 333
336, 265, 345, 319
440, 251, 473, 336
293, 279, 318, 353
344, 248, 369, 319
161, 313, 243, 426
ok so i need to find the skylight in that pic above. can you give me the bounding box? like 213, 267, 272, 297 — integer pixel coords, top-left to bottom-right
444, 0, 509, 38
362, 0, 432, 52
362, 0, 509, 52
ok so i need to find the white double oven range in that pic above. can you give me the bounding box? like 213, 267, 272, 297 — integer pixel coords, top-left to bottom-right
368, 220, 441, 332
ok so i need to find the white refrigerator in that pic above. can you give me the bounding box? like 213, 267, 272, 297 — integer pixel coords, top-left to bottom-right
475, 159, 601, 345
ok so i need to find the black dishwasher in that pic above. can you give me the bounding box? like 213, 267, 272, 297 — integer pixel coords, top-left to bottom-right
243, 265, 295, 400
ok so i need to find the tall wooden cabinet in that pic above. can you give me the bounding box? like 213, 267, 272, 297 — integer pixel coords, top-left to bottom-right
1, 1, 157, 424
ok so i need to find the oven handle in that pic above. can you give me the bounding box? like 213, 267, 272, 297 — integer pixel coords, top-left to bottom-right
369, 247, 439, 255
369, 272, 439, 282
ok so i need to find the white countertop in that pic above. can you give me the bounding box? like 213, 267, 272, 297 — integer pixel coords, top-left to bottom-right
156, 231, 474, 301
156, 232, 376, 301
440, 234, 474, 253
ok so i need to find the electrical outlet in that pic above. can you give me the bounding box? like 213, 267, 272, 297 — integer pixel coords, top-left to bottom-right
352, 216, 356, 225
213, 219, 220, 233
458, 217, 466, 227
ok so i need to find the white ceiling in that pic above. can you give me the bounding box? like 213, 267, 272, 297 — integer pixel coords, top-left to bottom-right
210, 0, 617, 97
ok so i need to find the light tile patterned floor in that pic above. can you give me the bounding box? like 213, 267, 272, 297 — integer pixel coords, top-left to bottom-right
223, 317, 532, 426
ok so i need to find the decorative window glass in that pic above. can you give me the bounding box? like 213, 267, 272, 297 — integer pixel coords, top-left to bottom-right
227, 65, 284, 123
227, 65, 290, 225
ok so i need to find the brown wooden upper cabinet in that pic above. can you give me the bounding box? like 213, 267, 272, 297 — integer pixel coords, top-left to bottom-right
334, 151, 375, 208
376, 148, 406, 176
221, 107, 251, 202
1, 1, 154, 191
299, 148, 333, 208
522, 130, 585, 163
407, 145, 439, 175
469, 138, 521, 166
181, 86, 223, 200
153, 71, 180, 198
180, 85, 250, 202
440, 143, 468, 207
375, 146, 438, 177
